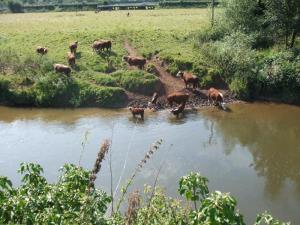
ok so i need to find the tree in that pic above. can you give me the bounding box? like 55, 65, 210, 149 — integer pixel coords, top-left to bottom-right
7, 0, 23, 13
264, 0, 300, 48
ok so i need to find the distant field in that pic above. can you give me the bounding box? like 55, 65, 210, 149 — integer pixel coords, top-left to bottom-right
0, 9, 210, 70
0, 9, 211, 107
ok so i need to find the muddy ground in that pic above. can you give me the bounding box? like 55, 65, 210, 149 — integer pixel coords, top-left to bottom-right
124, 40, 239, 110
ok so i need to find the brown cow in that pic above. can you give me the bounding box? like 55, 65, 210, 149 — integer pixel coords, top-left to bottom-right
53, 64, 71, 76
167, 92, 189, 107
92, 40, 112, 52
67, 52, 76, 67
36, 46, 48, 55
69, 41, 78, 54
171, 103, 186, 117
123, 56, 146, 69
208, 88, 224, 106
177, 71, 199, 89
129, 107, 144, 119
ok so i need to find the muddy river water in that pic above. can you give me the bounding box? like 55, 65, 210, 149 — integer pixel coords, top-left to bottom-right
0, 103, 299, 224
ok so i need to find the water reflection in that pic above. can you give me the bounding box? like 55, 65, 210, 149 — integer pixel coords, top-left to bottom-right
201, 103, 300, 199
1, 103, 300, 224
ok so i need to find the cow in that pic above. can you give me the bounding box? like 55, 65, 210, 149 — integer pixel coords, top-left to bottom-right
36, 46, 48, 55
92, 40, 112, 52
129, 107, 144, 119
170, 102, 186, 117
207, 88, 224, 106
67, 52, 76, 67
123, 56, 146, 69
167, 92, 189, 107
69, 41, 78, 54
177, 71, 199, 89
151, 92, 159, 105
53, 64, 71, 76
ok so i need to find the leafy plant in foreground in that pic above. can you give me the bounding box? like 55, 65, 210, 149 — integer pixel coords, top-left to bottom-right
179, 172, 209, 210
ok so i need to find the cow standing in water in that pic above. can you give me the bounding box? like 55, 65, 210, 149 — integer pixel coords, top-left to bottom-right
167, 92, 189, 107
129, 107, 144, 119
171, 102, 186, 117
207, 88, 224, 106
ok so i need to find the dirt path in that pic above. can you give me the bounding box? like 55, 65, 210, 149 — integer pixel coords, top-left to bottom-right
123, 39, 236, 109
124, 39, 185, 96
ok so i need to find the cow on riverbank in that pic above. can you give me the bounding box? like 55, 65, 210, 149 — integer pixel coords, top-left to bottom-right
167, 92, 189, 107
208, 88, 224, 106
177, 71, 199, 89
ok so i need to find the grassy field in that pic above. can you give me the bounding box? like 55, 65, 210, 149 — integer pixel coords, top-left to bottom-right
0, 9, 211, 107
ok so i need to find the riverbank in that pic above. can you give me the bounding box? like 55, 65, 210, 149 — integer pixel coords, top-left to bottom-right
0, 10, 299, 109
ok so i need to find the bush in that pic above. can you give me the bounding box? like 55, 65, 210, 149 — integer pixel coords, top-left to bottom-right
259, 50, 300, 103
0, 163, 290, 225
192, 64, 207, 77
7, 1, 23, 13
78, 81, 127, 107
9, 88, 36, 106
167, 62, 179, 76
34, 73, 80, 107
94, 74, 119, 87
0, 76, 11, 102
111, 70, 160, 95
0, 163, 111, 224
199, 32, 258, 98
229, 77, 249, 99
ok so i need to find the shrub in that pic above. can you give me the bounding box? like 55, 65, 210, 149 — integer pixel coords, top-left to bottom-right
0, 163, 111, 224
199, 32, 258, 98
167, 62, 179, 76
0, 163, 290, 225
78, 81, 127, 107
9, 88, 36, 106
259, 50, 300, 103
111, 70, 160, 95
34, 73, 80, 107
192, 64, 207, 77
94, 74, 119, 87
229, 77, 249, 99
0, 76, 10, 102
7, 1, 23, 13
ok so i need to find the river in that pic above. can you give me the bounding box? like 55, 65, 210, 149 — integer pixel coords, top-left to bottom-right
0, 103, 299, 224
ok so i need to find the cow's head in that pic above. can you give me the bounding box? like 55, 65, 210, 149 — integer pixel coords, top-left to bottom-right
176, 71, 184, 78
123, 56, 129, 61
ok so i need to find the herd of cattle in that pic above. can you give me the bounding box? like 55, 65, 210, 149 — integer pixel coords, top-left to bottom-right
129, 87, 224, 119
36, 40, 224, 119
36, 40, 146, 75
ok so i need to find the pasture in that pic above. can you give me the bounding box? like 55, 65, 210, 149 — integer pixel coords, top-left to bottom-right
0, 9, 211, 107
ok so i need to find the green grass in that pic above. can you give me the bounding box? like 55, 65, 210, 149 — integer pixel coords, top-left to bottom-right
0, 9, 211, 107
